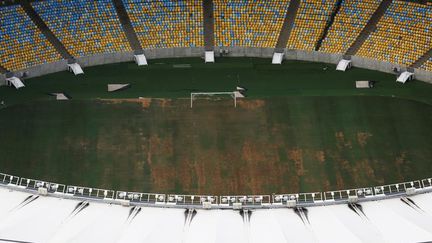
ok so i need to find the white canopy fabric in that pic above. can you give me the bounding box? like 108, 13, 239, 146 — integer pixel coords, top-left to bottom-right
6, 77, 25, 89
1, 187, 432, 243
272, 52, 284, 64
67, 63, 84, 75
134, 54, 148, 66
205, 51, 215, 63
397, 71, 414, 83
336, 59, 352, 71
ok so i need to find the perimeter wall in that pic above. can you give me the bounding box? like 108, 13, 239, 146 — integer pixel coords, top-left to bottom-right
1, 47, 431, 85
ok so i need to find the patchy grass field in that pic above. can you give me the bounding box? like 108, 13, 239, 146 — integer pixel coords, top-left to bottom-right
0, 97, 431, 195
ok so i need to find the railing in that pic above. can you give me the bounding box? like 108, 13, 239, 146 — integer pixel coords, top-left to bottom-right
1, 172, 431, 209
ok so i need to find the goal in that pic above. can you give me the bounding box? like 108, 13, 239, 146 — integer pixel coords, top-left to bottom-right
190, 92, 238, 108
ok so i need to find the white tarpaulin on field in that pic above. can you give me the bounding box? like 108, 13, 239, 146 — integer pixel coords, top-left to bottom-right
134, 54, 148, 66
272, 52, 284, 64
336, 59, 352, 71
397, 71, 414, 83
67, 63, 84, 75
6, 77, 24, 89
205, 51, 214, 63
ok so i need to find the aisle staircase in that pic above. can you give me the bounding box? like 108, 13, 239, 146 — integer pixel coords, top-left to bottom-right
203, 0, 215, 51
20, 0, 73, 61
274, 0, 301, 52
112, 0, 143, 54
0, 65, 8, 74
410, 48, 432, 69
345, 0, 393, 56
315, 0, 343, 51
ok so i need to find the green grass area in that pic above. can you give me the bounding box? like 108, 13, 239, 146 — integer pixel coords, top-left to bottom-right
1, 57, 432, 105
0, 58, 431, 195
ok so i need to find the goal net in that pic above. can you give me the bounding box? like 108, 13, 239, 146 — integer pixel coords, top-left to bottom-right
190, 92, 239, 108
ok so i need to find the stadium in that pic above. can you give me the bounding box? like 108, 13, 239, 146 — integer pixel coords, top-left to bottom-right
1, 0, 432, 242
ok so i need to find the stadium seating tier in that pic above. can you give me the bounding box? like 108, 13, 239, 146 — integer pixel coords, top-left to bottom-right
357, 1, 432, 66
214, 0, 291, 48
32, 0, 131, 58
320, 0, 382, 54
124, 0, 204, 48
0, 5, 61, 71
286, 0, 339, 51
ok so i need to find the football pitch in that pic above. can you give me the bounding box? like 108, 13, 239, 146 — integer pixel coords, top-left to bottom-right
0, 57, 431, 195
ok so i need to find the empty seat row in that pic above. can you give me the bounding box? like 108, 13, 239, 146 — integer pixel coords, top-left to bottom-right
0, 5, 61, 71
214, 0, 291, 48
320, 0, 382, 54
124, 0, 204, 48
357, 1, 432, 66
32, 0, 131, 58
286, 0, 338, 51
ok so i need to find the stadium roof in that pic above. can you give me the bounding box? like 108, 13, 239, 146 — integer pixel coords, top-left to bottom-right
1, 186, 432, 243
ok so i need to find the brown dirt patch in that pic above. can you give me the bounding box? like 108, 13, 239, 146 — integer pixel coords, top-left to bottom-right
287, 148, 305, 176
335, 170, 345, 189
395, 152, 407, 166
241, 141, 267, 162
351, 160, 376, 185
357, 132, 372, 147
150, 164, 176, 191
335, 131, 352, 149
237, 99, 265, 110
315, 151, 326, 164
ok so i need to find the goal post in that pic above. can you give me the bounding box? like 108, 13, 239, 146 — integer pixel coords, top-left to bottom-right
190, 92, 237, 108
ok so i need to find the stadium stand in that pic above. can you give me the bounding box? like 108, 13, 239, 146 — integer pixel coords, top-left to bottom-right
286, 0, 339, 51
357, 1, 432, 66
0, 5, 61, 71
214, 0, 291, 48
320, 0, 383, 54
421, 58, 432, 71
32, 0, 131, 58
123, 0, 204, 48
